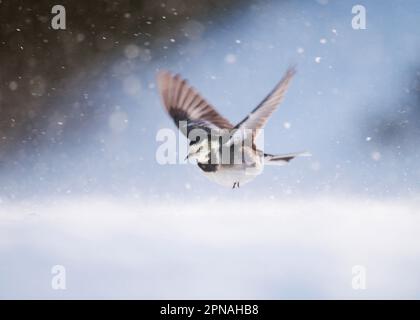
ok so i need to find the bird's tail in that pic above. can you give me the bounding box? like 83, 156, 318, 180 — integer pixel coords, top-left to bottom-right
263, 151, 311, 166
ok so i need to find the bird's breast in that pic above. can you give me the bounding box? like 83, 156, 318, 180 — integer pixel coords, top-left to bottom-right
199, 161, 263, 187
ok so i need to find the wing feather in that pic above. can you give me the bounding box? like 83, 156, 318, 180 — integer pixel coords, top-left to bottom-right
234, 67, 296, 134
157, 71, 233, 138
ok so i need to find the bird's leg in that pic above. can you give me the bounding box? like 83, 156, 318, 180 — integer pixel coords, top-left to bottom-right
232, 182, 236, 189
238, 182, 240, 188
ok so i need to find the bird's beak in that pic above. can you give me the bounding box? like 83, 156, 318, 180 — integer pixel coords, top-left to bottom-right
184, 155, 189, 161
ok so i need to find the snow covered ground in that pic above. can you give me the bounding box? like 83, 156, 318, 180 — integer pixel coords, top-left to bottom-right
1, 196, 419, 299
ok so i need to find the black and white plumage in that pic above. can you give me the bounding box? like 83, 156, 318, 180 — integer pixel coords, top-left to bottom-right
157, 68, 309, 188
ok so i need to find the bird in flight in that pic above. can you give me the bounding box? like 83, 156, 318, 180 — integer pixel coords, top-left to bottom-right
157, 67, 309, 188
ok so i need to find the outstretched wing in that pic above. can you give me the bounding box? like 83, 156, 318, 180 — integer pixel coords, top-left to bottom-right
157, 71, 233, 138
233, 67, 296, 135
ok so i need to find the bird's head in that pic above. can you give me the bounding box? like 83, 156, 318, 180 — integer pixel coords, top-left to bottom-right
185, 140, 210, 162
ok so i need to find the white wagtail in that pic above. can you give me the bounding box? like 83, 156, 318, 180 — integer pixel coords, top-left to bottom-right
157, 67, 309, 188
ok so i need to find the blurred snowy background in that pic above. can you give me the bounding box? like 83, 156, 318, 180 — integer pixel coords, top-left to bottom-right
1, 0, 420, 299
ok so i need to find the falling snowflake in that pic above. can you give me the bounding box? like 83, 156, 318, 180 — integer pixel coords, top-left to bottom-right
124, 44, 140, 59
123, 75, 142, 96
9, 81, 18, 91
311, 162, 321, 171
224, 54, 236, 64
109, 111, 129, 133
371, 151, 381, 161
76, 33, 85, 42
